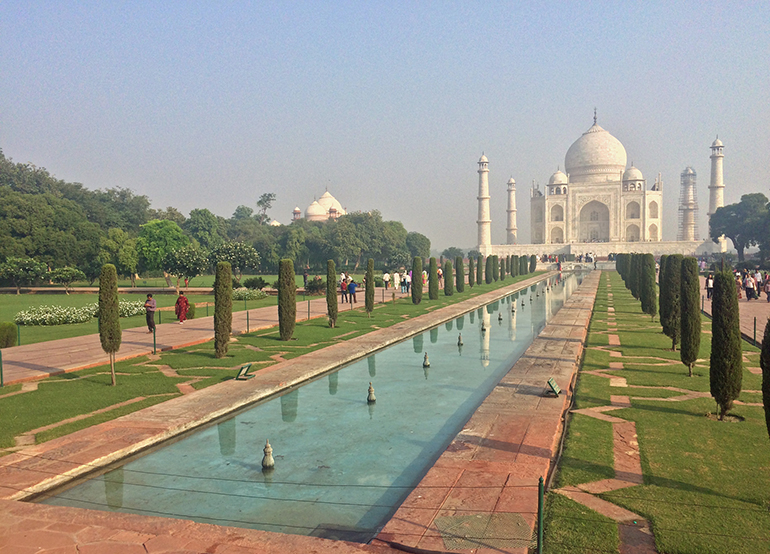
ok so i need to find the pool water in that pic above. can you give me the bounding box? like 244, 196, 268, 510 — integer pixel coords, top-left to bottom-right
42, 273, 583, 541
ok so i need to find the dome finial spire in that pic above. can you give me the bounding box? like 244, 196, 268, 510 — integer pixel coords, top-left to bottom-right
593, 107, 597, 125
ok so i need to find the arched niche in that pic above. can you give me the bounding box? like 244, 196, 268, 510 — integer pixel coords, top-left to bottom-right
551, 204, 564, 222
626, 201, 640, 219
579, 200, 610, 242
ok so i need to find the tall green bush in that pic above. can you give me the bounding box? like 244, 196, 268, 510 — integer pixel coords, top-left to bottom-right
467, 258, 474, 288
444, 260, 454, 296
519, 256, 527, 275
661, 254, 683, 350
491, 256, 499, 282
761, 318, 770, 438
680, 257, 701, 377
428, 257, 439, 300
500, 258, 505, 281
0, 322, 15, 348
98, 264, 121, 386
365, 258, 375, 315
529, 255, 537, 273
214, 261, 233, 357
477, 256, 483, 285
511, 255, 518, 277
485, 256, 493, 284
411, 257, 423, 304
278, 259, 296, 340
455, 256, 465, 292
327, 259, 338, 328
710, 268, 743, 420
640, 253, 658, 320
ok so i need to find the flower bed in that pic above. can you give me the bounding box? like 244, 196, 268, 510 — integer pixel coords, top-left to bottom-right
232, 288, 268, 301
15, 301, 146, 326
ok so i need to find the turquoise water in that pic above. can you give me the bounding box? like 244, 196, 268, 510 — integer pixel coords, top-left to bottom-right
42, 273, 583, 541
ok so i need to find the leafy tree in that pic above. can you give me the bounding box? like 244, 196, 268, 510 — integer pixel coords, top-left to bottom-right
761, 318, 770, 439
164, 244, 209, 291
455, 256, 464, 293
406, 232, 431, 259
101, 228, 138, 286
232, 205, 254, 220
529, 255, 537, 273
278, 259, 296, 340
210, 241, 260, 282
365, 258, 375, 315
661, 255, 683, 350
710, 267, 743, 420
467, 249, 481, 260
429, 257, 439, 300
0, 256, 46, 294
148, 206, 186, 226
444, 260, 454, 296
50, 267, 86, 294
327, 260, 338, 328
183, 208, 224, 250
98, 264, 121, 386
442, 247, 464, 260
640, 253, 658, 321
411, 257, 422, 304
255, 193, 276, 225
680, 257, 701, 377
710, 193, 770, 261
214, 262, 233, 358
467, 257, 474, 288
485, 256, 493, 284
136, 220, 189, 277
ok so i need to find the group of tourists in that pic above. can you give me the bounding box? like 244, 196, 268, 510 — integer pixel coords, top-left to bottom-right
338, 272, 359, 304
704, 268, 770, 302
143, 291, 191, 333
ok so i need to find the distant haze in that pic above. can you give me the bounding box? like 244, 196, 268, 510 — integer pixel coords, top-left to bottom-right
1, 2, 767, 250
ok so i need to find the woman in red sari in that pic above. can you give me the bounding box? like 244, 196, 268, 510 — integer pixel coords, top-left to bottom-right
175, 291, 190, 324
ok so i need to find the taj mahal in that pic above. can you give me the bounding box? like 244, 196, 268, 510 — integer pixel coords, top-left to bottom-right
477, 114, 728, 258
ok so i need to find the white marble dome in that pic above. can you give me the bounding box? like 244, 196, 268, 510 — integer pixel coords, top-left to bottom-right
317, 191, 345, 215
623, 165, 643, 182
549, 170, 568, 185
712, 138, 723, 147
565, 123, 627, 183
305, 201, 327, 221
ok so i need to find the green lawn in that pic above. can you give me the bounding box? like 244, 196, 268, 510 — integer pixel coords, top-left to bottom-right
544, 271, 770, 554
0, 272, 543, 452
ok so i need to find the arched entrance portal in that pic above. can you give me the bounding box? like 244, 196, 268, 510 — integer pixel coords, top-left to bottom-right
579, 200, 610, 242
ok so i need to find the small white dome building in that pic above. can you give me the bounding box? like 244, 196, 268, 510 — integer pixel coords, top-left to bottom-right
296, 191, 347, 222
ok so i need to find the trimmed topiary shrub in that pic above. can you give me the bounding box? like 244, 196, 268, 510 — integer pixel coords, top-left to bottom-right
0, 322, 16, 348
455, 256, 464, 293
187, 303, 196, 320
98, 264, 121, 386
467, 258, 474, 288
327, 259, 338, 328
215, 262, 233, 357
411, 257, 422, 304
761, 318, 770, 439
278, 259, 296, 340
444, 260, 454, 296
365, 258, 375, 315
710, 266, 743, 420
429, 257, 439, 300
529, 255, 537, 273
511, 255, 518, 277
477, 256, 483, 285
485, 256, 493, 284
661, 254, 683, 350
640, 253, 657, 321
243, 276, 268, 290
680, 257, 701, 377
491, 256, 499, 282
520, 256, 527, 275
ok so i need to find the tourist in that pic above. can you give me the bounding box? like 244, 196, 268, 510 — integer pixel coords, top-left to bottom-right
393, 271, 400, 292
745, 274, 756, 301
348, 280, 358, 303
340, 278, 348, 303
405, 271, 411, 293
303, 266, 309, 289
437, 266, 443, 288
706, 274, 714, 300
144, 293, 156, 333
383, 271, 390, 290
175, 291, 189, 324
765, 278, 770, 302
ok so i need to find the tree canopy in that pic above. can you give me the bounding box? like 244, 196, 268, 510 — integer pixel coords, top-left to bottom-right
710, 193, 770, 261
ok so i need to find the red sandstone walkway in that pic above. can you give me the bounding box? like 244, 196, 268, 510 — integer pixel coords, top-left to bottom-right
0, 287, 409, 386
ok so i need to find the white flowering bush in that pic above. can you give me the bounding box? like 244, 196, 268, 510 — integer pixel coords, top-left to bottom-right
15, 300, 146, 326
232, 287, 268, 301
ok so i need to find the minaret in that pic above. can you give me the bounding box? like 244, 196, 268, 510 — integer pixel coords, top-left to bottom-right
506, 177, 517, 244
708, 138, 725, 216
477, 154, 491, 251
678, 167, 699, 241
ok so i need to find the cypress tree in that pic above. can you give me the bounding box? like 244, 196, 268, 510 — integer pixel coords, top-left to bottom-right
428, 257, 439, 300
640, 253, 658, 321
500, 257, 505, 281
365, 258, 375, 315
444, 260, 454, 296
278, 259, 296, 341
628, 254, 639, 299
520, 256, 527, 275
485, 256, 493, 284
657, 254, 668, 324
411, 256, 423, 304
492, 255, 499, 282
511, 255, 518, 277
658, 254, 668, 286
98, 264, 121, 386
529, 254, 537, 273
214, 261, 233, 357
710, 268, 743, 420
477, 256, 483, 285
326, 259, 338, 328
506, 256, 511, 276
467, 257, 474, 288
455, 256, 465, 292
760, 318, 770, 439
661, 254, 683, 350
680, 257, 701, 377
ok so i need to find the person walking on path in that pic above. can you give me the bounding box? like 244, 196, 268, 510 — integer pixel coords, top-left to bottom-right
706, 273, 714, 300
144, 294, 156, 333
175, 291, 190, 324
348, 280, 358, 303
393, 271, 400, 292
405, 272, 411, 293
764, 278, 770, 302
383, 271, 390, 290
340, 278, 348, 303
303, 266, 309, 289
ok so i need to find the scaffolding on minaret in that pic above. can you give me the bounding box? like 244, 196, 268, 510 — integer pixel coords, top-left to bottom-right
678, 167, 699, 241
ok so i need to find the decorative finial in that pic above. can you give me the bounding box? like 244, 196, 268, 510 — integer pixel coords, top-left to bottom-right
593, 108, 597, 125
458, 333, 463, 346
423, 352, 430, 368
262, 440, 275, 469
367, 382, 376, 403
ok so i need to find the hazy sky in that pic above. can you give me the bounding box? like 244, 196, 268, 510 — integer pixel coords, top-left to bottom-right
1, 2, 768, 251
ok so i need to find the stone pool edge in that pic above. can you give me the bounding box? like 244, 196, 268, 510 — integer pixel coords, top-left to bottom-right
0, 271, 560, 503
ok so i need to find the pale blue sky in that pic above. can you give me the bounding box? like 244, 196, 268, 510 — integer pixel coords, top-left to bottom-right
1, 2, 768, 250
